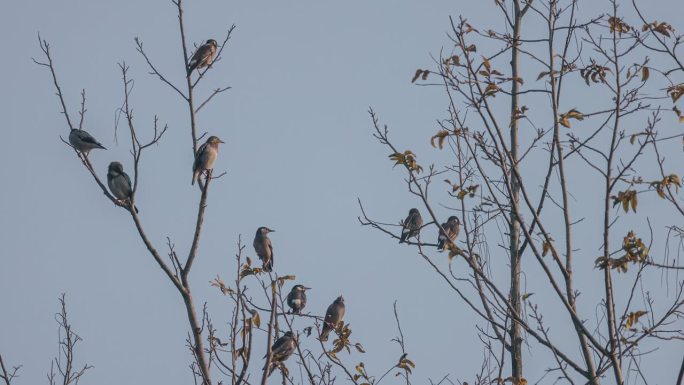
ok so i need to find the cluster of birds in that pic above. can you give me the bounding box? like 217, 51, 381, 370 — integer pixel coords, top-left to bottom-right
399, 208, 460, 251
253, 227, 347, 375
67, 39, 225, 211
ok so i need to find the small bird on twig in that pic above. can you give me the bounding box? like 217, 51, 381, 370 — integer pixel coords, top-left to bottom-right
107, 162, 138, 213
287, 285, 310, 314
437, 216, 460, 251
253, 227, 275, 272
187, 39, 218, 75
68, 128, 106, 155
320, 296, 345, 342
399, 208, 423, 243
192, 136, 224, 185
264, 331, 297, 376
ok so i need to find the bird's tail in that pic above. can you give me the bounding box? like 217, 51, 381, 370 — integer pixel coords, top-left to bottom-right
96, 143, 107, 150
192, 170, 198, 185
263, 258, 273, 272
437, 236, 445, 251
187, 60, 198, 76
399, 232, 407, 244
320, 326, 331, 342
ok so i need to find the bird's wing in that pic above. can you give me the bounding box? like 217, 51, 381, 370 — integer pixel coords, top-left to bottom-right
189, 44, 209, 64
75, 130, 102, 146
271, 336, 288, 354
193, 142, 209, 171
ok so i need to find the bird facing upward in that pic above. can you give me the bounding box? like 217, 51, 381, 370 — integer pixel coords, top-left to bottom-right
253, 227, 275, 272
437, 215, 460, 251
399, 208, 423, 243
192, 136, 224, 185
287, 285, 310, 314
264, 331, 297, 376
188, 39, 218, 75
68, 128, 106, 155
320, 296, 345, 342
107, 162, 138, 213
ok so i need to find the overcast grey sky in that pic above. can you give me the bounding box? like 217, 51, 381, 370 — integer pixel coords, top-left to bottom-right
1, 1, 683, 384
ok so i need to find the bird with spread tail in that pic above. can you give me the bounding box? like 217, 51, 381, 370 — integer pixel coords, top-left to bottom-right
399, 208, 423, 243
187, 39, 218, 75
253, 227, 275, 272
437, 215, 460, 251
192, 136, 224, 185
287, 285, 310, 314
264, 331, 297, 376
68, 128, 106, 155
320, 296, 345, 342
107, 162, 138, 213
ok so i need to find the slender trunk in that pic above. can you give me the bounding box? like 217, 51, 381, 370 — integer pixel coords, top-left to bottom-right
509, 2, 523, 379
546, 3, 598, 383
183, 288, 212, 385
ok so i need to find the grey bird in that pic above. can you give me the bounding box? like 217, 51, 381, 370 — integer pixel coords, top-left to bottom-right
107, 162, 138, 213
68, 128, 106, 154
192, 135, 224, 185
264, 331, 297, 376
320, 296, 345, 342
188, 39, 218, 75
253, 227, 275, 272
399, 208, 423, 243
287, 285, 310, 314
437, 216, 460, 251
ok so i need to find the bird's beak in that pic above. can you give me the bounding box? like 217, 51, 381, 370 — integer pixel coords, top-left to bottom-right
268, 229, 276, 232
219, 139, 225, 144
303, 287, 311, 290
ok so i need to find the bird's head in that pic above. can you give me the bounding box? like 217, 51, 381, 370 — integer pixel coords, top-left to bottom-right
447, 215, 460, 224
293, 284, 310, 292
108, 161, 124, 175
335, 295, 344, 304
206, 136, 225, 146
282, 331, 294, 338
207, 39, 218, 47
409, 208, 420, 215
256, 226, 275, 236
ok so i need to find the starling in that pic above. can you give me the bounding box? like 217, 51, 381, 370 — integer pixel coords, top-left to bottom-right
437, 216, 460, 251
68, 128, 106, 154
253, 227, 275, 272
320, 296, 345, 342
399, 208, 423, 243
264, 331, 297, 376
192, 136, 224, 185
287, 285, 310, 314
107, 162, 138, 213
187, 39, 218, 75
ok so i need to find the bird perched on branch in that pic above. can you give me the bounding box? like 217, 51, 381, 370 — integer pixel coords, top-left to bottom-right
107, 162, 138, 213
437, 216, 460, 251
399, 208, 423, 243
68, 128, 106, 155
187, 39, 218, 75
253, 227, 275, 272
287, 285, 310, 314
192, 136, 224, 185
320, 296, 345, 342
264, 331, 297, 376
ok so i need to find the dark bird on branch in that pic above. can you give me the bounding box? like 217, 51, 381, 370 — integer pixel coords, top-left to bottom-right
287, 285, 310, 314
192, 135, 224, 185
253, 227, 275, 272
69, 128, 106, 154
399, 208, 423, 243
107, 162, 138, 213
437, 216, 460, 251
187, 39, 218, 75
320, 296, 345, 342
264, 331, 297, 376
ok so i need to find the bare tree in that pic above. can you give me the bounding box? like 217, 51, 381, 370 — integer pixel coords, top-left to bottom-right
362, 1, 684, 384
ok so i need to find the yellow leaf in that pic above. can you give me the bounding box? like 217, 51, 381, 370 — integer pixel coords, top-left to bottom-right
641, 66, 650, 82
252, 311, 261, 328
522, 293, 534, 300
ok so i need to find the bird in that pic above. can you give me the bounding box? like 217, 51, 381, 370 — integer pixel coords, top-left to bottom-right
107, 162, 138, 213
192, 136, 224, 185
287, 285, 310, 314
253, 227, 275, 272
320, 296, 345, 342
264, 331, 297, 376
399, 208, 423, 243
187, 39, 218, 75
68, 128, 106, 155
437, 216, 460, 251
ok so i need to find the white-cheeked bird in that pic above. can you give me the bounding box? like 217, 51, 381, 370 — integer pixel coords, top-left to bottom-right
107, 162, 138, 213
188, 39, 218, 75
192, 136, 224, 185
68, 128, 106, 155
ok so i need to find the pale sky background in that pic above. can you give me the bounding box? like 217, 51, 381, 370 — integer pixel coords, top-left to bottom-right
1, 1, 683, 385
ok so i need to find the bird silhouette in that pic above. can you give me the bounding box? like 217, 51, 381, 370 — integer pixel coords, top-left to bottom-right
320, 296, 345, 341
253, 227, 275, 272
188, 39, 218, 75
107, 162, 138, 213
264, 331, 297, 376
399, 208, 423, 243
437, 216, 460, 251
192, 136, 224, 185
287, 285, 310, 314
68, 128, 106, 155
